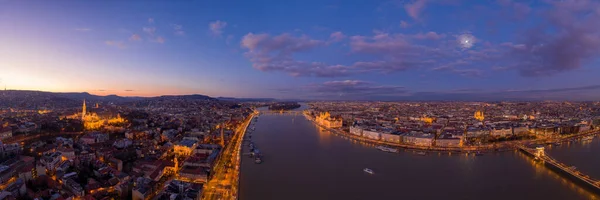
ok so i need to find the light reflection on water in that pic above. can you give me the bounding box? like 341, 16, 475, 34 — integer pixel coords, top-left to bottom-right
241, 112, 600, 200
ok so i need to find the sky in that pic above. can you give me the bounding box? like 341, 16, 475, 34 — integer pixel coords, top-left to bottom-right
1, 0, 600, 100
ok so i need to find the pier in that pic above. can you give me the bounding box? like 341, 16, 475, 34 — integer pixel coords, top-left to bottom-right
518, 145, 600, 194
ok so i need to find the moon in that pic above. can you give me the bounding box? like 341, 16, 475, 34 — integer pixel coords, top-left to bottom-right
457, 33, 476, 49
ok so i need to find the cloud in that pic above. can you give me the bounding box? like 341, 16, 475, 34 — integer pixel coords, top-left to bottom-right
105, 40, 126, 49
414, 32, 445, 40
129, 34, 142, 41
240, 33, 348, 77
148, 18, 154, 23
348, 32, 440, 72
400, 21, 410, 28
241, 33, 351, 77
143, 27, 156, 35
124, 89, 134, 92
314, 80, 406, 95
432, 60, 484, 77
329, 31, 346, 43
504, 0, 600, 77
497, 0, 531, 19
404, 0, 428, 20
209, 20, 227, 36
508, 85, 600, 93
74, 28, 91, 32
350, 33, 414, 54
408, 85, 600, 101
276, 80, 407, 100
173, 24, 184, 36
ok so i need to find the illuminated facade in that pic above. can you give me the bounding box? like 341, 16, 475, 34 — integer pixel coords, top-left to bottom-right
64, 100, 128, 130
421, 116, 434, 124
174, 139, 197, 156
474, 111, 485, 122
315, 112, 343, 128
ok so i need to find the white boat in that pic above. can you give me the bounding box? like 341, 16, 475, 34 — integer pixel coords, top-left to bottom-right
363, 168, 374, 174
376, 146, 399, 153
416, 151, 427, 156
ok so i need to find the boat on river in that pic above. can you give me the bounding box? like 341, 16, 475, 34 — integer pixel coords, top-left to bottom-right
376, 146, 399, 153
363, 168, 374, 174
416, 151, 427, 156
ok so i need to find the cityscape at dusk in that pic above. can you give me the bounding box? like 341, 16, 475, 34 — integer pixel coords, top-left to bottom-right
1, 1, 600, 200
3, 0, 600, 100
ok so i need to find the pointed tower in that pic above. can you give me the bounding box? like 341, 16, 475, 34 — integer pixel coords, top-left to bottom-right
82, 99, 87, 121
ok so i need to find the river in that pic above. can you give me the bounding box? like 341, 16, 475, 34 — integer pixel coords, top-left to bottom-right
239, 105, 600, 200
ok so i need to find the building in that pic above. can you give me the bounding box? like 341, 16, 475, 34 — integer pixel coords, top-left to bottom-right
108, 158, 123, 171
56, 147, 75, 160
491, 128, 513, 137
64, 178, 84, 196
80, 132, 109, 144
362, 129, 381, 140
40, 152, 63, 171
0, 128, 12, 140
0, 178, 25, 199
113, 139, 133, 149
315, 112, 343, 128
349, 126, 363, 136
178, 165, 209, 183
435, 134, 462, 147
154, 180, 203, 200
380, 132, 401, 143
513, 126, 529, 135
174, 139, 197, 156
17, 164, 33, 182
194, 144, 221, 154
132, 177, 153, 200
401, 132, 435, 146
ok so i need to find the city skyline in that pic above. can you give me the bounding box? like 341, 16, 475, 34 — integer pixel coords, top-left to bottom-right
3, 0, 600, 100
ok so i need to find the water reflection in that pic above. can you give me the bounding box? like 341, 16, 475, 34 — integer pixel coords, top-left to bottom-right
516, 150, 599, 199
241, 112, 599, 200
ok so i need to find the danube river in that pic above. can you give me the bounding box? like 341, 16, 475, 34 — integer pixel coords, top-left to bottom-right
239, 107, 600, 200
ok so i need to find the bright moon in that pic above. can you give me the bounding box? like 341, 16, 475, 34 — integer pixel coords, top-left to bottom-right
458, 34, 476, 49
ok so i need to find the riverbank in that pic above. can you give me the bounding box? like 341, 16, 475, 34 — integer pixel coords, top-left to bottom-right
304, 113, 599, 153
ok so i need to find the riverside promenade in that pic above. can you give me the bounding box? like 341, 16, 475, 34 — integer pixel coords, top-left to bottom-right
304, 113, 600, 153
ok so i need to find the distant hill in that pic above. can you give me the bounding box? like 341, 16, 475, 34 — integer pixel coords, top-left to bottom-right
216, 97, 277, 102
54, 92, 144, 103
151, 94, 214, 100
0, 90, 286, 108
0, 90, 213, 104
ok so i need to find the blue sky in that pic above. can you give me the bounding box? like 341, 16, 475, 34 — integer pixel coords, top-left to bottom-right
1, 0, 600, 100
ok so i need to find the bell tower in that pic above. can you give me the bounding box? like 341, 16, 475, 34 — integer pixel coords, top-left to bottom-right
82, 99, 87, 121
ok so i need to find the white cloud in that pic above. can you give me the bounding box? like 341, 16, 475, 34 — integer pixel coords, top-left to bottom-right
209, 20, 227, 36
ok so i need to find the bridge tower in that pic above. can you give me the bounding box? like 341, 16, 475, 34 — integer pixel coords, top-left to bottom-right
535, 146, 545, 158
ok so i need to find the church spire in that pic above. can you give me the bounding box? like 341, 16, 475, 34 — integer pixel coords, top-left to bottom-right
82, 99, 86, 120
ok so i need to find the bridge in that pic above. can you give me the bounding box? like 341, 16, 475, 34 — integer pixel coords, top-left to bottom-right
518, 145, 600, 193
257, 110, 303, 116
